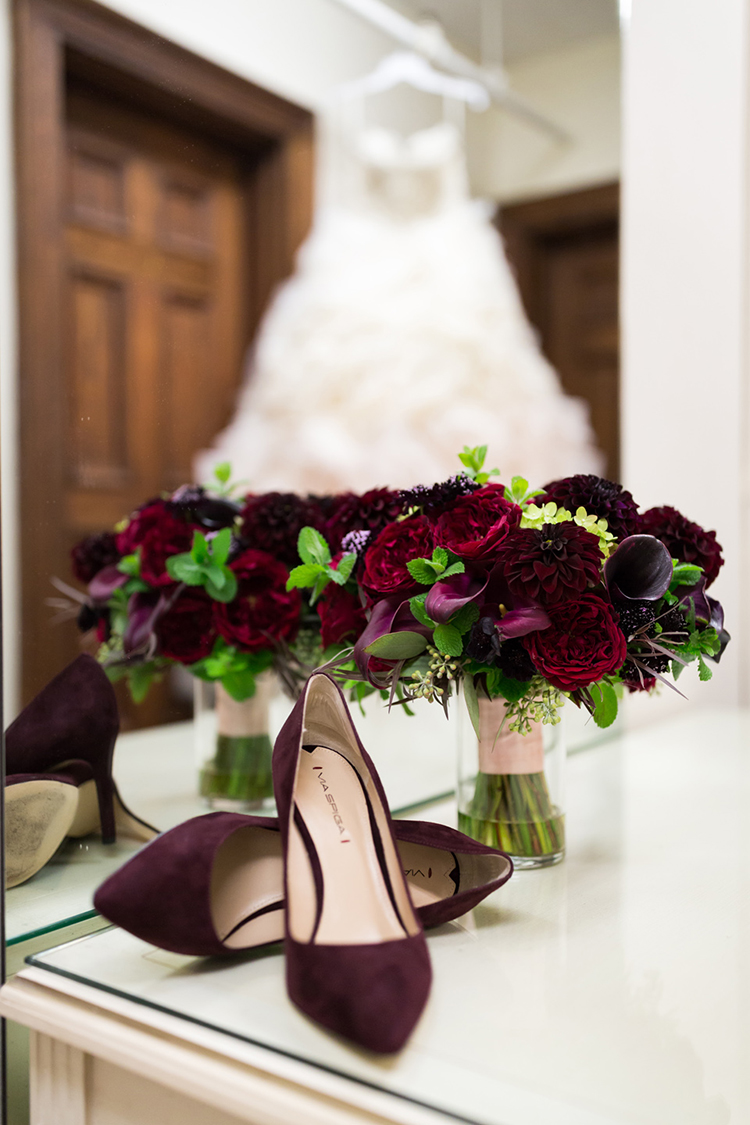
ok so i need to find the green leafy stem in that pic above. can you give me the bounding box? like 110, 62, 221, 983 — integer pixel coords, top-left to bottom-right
286, 528, 356, 604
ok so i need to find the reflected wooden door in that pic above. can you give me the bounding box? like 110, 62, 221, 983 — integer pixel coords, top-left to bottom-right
59, 88, 250, 725
499, 184, 620, 480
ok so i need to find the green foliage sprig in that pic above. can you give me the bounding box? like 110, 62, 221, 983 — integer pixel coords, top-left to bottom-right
286, 528, 356, 604
166, 529, 237, 602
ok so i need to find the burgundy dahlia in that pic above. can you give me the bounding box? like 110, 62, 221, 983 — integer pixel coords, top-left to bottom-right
637, 506, 724, 587
522, 594, 627, 692
496, 522, 603, 605
433, 485, 521, 563
324, 489, 404, 553
239, 493, 323, 569
541, 475, 639, 539
155, 589, 216, 664
215, 548, 301, 652
71, 532, 120, 584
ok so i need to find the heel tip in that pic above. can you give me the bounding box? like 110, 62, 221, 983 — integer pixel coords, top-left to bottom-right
101, 833, 116, 845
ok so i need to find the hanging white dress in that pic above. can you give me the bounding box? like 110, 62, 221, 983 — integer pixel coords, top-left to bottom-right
195, 115, 602, 493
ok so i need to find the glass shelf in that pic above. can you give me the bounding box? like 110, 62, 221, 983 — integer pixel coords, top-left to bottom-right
6, 689, 457, 947
26, 710, 750, 1125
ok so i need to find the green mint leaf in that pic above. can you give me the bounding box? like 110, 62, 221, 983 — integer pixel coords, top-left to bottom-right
214, 462, 231, 485
486, 667, 532, 704
450, 602, 480, 635
210, 527, 232, 567
286, 563, 325, 590
123, 577, 150, 595
336, 552, 356, 584
671, 562, 704, 587
432, 547, 449, 568
206, 569, 237, 603
309, 572, 331, 606
433, 622, 463, 657
117, 552, 141, 577
511, 476, 528, 499
191, 531, 210, 565
409, 594, 435, 628
206, 565, 226, 589
697, 626, 721, 656
440, 561, 466, 581
365, 631, 429, 660
128, 662, 160, 704
591, 681, 619, 728
297, 526, 331, 567
166, 554, 205, 585
220, 669, 258, 702
698, 655, 713, 681
407, 558, 440, 585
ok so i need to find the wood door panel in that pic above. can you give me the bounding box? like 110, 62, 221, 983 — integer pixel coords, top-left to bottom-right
160, 293, 212, 488
67, 270, 129, 489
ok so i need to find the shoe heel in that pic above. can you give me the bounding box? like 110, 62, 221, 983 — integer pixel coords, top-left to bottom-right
93, 735, 117, 844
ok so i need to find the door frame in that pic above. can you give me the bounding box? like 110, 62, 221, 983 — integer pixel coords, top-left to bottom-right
14, 0, 314, 703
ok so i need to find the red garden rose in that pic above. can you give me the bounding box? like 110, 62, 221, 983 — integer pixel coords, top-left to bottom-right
360, 516, 434, 599
433, 485, 521, 562
214, 548, 301, 652
318, 585, 367, 649
521, 594, 627, 692
116, 500, 197, 588
155, 590, 216, 664
637, 505, 724, 587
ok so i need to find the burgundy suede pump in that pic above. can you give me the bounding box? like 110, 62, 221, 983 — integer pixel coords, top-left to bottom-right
274, 672, 433, 1054
5, 655, 156, 884
93, 812, 513, 955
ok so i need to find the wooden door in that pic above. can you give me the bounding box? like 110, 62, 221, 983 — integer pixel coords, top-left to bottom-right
499, 184, 620, 480
59, 86, 250, 726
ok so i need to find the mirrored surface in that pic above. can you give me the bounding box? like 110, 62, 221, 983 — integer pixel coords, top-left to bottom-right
27, 711, 745, 1125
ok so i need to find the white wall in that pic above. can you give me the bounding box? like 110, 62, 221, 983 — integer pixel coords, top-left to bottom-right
469, 33, 621, 203
621, 0, 749, 720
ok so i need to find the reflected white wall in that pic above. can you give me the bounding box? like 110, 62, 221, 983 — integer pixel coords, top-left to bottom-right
621, 0, 748, 715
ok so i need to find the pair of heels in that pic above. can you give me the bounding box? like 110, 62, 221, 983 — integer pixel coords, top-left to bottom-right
96, 674, 513, 1053
5, 655, 156, 888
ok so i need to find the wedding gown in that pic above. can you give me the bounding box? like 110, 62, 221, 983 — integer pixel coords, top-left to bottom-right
195, 116, 602, 494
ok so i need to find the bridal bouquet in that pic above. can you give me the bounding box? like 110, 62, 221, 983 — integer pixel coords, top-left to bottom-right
286, 446, 729, 859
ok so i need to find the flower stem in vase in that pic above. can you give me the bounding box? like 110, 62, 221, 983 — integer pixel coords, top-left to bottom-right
198, 677, 275, 808
458, 696, 565, 867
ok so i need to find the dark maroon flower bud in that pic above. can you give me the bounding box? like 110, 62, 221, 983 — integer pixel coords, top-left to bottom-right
71, 532, 120, 584
541, 475, 640, 539
637, 505, 724, 587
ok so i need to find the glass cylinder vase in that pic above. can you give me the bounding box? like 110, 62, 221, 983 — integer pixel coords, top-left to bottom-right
457, 692, 566, 868
194, 673, 276, 811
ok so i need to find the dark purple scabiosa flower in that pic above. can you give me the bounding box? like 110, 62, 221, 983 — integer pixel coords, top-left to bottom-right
399, 474, 481, 516
617, 601, 689, 685
541, 475, 640, 539
71, 532, 121, 584
465, 616, 503, 664
637, 505, 724, 587
324, 489, 404, 553
496, 523, 603, 606
166, 485, 240, 531
497, 639, 536, 682
239, 492, 323, 569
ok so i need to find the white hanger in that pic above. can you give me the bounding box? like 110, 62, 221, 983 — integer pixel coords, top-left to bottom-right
329, 50, 491, 112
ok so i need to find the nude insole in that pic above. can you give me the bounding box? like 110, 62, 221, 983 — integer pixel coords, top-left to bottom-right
288, 745, 412, 945
210, 825, 285, 950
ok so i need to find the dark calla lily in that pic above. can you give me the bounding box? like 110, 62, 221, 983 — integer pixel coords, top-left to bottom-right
677, 576, 711, 622
425, 570, 489, 624
124, 590, 168, 656
354, 596, 432, 683
89, 565, 128, 603
706, 595, 731, 662
497, 604, 551, 639
604, 535, 672, 601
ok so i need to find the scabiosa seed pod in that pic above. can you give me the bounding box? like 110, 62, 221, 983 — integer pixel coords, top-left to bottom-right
541, 475, 640, 539
637, 506, 724, 587
399, 474, 481, 516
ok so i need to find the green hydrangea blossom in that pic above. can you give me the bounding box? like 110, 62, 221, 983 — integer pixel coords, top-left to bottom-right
520, 501, 615, 557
